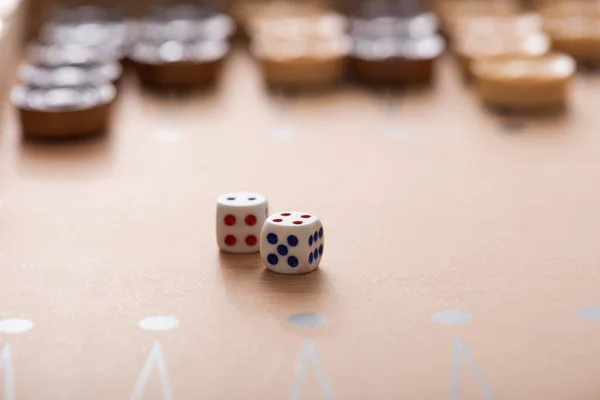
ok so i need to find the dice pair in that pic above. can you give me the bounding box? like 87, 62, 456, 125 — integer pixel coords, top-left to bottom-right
216, 192, 324, 275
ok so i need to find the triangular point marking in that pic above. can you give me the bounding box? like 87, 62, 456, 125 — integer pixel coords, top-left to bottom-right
130, 341, 174, 400
290, 339, 335, 400
0, 344, 15, 400
450, 336, 494, 400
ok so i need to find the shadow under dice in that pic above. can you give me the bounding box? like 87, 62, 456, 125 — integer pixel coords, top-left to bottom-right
260, 212, 324, 274
217, 192, 268, 254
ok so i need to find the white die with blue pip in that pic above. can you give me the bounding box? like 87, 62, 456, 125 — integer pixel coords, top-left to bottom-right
260, 212, 324, 274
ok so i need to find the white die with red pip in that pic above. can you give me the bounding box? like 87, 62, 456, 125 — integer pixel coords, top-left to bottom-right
217, 192, 268, 254
260, 212, 324, 274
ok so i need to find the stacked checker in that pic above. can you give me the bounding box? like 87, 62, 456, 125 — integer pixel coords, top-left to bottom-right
247, 2, 351, 89
129, 4, 234, 89
447, 11, 549, 78
540, 0, 600, 67
435, 0, 521, 38
232, 0, 334, 38
442, 1, 576, 112
11, 5, 126, 138
472, 53, 575, 112
348, 1, 445, 85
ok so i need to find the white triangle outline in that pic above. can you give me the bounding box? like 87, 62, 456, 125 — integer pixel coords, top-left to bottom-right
130, 341, 174, 400
0, 344, 15, 400
290, 339, 335, 400
450, 336, 495, 400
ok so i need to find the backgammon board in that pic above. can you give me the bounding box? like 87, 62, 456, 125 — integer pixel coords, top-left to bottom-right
2, 1, 600, 399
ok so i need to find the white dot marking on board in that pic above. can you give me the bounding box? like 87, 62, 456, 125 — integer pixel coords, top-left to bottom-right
271, 92, 296, 141
287, 313, 327, 328
432, 310, 472, 325
155, 129, 185, 144
579, 307, 600, 321
384, 90, 410, 139
272, 125, 296, 141
138, 316, 179, 332
0, 318, 34, 335
386, 123, 410, 139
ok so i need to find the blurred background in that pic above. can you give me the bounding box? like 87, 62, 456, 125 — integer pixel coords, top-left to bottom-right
1, 0, 597, 138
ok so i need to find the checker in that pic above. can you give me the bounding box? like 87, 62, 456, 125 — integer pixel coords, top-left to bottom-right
250, 24, 350, 89
350, 34, 445, 84
18, 62, 122, 87
27, 42, 121, 67
453, 32, 550, 78
435, 0, 520, 36
543, 16, 600, 66
472, 53, 576, 112
129, 40, 230, 88
137, 9, 235, 44
348, 0, 426, 18
249, 11, 347, 39
231, 0, 331, 37
11, 83, 116, 138
349, 13, 439, 40
446, 13, 542, 42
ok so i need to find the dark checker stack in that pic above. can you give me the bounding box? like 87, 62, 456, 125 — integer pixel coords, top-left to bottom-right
348, 0, 445, 85
11, 5, 125, 138
129, 4, 234, 89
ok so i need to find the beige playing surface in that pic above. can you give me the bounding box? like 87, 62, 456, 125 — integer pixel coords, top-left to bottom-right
2, 44, 600, 399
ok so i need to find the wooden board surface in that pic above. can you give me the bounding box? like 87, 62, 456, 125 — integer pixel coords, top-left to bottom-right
2, 47, 600, 399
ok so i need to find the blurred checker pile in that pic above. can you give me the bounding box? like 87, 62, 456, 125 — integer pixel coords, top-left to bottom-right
237, 0, 444, 87
346, 0, 443, 85
243, 3, 351, 88
10, 0, 600, 138
12, 5, 126, 137
12, 2, 235, 138
438, 0, 581, 111
129, 4, 234, 88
